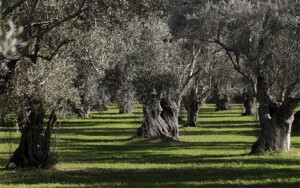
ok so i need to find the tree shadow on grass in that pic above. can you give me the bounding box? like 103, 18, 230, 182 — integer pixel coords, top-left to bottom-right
181, 130, 259, 136
291, 142, 300, 149
0, 165, 299, 187
196, 125, 257, 129
0, 137, 19, 144
91, 116, 140, 120
59, 127, 136, 135
55, 139, 297, 165
58, 121, 142, 128
198, 115, 247, 118
199, 120, 257, 125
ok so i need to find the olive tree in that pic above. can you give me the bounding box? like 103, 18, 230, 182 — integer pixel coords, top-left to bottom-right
0, 0, 89, 169
211, 57, 235, 111
67, 30, 106, 118
104, 63, 135, 114
121, 16, 216, 139
179, 46, 216, 127
1, 55, 79, 169
183, 0, 300, 153
131, 18, 181, 139
78, 0, 168, 115
169, 3, 219, 127
0, 0, 87, 96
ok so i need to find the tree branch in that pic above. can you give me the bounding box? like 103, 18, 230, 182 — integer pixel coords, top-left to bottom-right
284, 78, 300, 101
84, 47, 102, 76
27, 0, 40, 27
2, 0, 27, 18
28, 0, 87, 40
38, 39, 74, 61
213, 39, 252, 81
179, 68, 203, 99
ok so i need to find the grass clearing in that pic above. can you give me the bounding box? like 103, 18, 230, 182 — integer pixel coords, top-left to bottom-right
0, 104, 299, 187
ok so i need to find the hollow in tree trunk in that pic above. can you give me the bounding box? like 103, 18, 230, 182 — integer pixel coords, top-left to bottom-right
137, 99, 179, 140
183, 87, 199, 127
242, 95, 257, 116
292, 111, 300, 134
7, 101, 58, 169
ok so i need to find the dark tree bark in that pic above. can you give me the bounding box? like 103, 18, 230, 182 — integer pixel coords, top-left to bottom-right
250, 77, 298, 154
76, 106, 91, 118
213, 84, 231, 111
292, 111, 300, 134
183, 87, 199, 127
215, 95, 231, 111
178, 100, 186, 124
68, 98, 91, 118
242, 94, 257, 116
251, 102, 296, 154
6, 101, 58, 169
137, 99, 179, 140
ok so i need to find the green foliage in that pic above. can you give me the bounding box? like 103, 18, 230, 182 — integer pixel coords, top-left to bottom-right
0, 104, 299, 187
180, 0, 300, 101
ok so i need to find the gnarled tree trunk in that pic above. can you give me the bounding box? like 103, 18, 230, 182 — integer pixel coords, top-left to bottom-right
250, 77, 298, 154
67, 99, 91, 118
77, 106, 91, 118
242, 95, 257, 116
137, 99, 179, 140
7, 101, 58, 169
183, 87, 199, 127
251, 103, 295, 154
215, 95, 231, 111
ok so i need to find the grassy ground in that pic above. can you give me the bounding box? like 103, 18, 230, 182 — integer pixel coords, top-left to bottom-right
0, 104, 299, 188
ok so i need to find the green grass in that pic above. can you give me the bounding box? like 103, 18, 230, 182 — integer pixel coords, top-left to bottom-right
0, 104, 299, 188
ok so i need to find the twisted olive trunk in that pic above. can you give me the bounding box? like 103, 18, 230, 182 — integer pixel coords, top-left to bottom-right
214, 88, 231, 111
137, 99, 179, 140
7, 101, 57, 169
215, 96, 231, 111
242, 94, 257, 116
183, 87, 199, 127
77, 106, 91, 118
250, 77, 297, 154
251, 103, 295, 154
